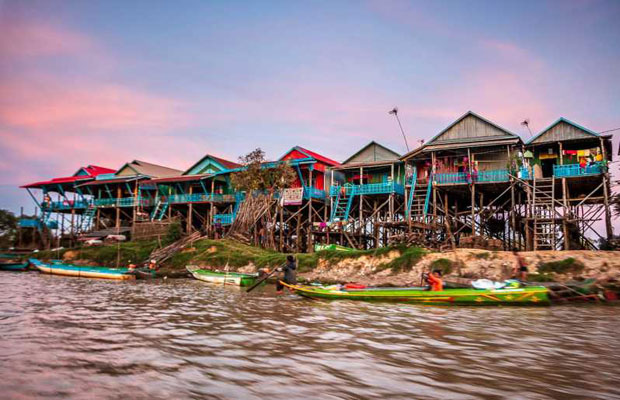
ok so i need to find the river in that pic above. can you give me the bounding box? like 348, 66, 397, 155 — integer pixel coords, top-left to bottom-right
1, 272, 619, 400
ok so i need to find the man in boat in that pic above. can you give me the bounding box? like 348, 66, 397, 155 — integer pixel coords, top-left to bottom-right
276, 255, 297, 294
426, 269, 443, 291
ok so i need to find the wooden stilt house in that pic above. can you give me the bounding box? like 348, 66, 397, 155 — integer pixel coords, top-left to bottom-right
325, 141, 404, 249
19, 165, 115, 248
523, 117, 613, 250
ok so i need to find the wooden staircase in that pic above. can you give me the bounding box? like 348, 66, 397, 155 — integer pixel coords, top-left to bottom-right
532, 177, 559, 250
330, 188, 354, 222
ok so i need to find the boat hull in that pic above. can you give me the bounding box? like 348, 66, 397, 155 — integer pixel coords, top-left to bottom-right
281, 283, 551, 306
30, 259, 135, 280
0, 262, 29, 271
187, 267, 258, 286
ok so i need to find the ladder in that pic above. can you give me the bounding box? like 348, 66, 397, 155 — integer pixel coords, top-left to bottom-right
409, 182, 428, 222
79, 205, 96, 232
330, 186, 355, 222
153, 200, 169, 221
423, 175, 433, 220
533, 177, 557, 250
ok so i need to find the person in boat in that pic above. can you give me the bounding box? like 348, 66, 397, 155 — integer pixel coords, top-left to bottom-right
276, 255, 297, 294
425, 269, 443, 291
148, 259, 158, 270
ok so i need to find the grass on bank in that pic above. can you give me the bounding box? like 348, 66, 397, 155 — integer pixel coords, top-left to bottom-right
32, 238, 427, 273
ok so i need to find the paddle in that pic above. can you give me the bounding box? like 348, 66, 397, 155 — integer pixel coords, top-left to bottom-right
245, 263, 283, 293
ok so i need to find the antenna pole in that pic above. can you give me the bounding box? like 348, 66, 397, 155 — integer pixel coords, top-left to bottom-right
390, 108, 410, 152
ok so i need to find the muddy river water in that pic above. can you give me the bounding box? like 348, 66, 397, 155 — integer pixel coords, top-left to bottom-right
1, 272, 619, 399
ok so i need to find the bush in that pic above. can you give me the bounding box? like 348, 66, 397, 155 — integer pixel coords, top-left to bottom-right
165, 221, 183, 245
430, 258, 454, 275
538, 257, 585, 274
385, 247, 426, 273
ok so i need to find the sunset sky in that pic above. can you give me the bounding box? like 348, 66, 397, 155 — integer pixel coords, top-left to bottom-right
1, 0, 619, 213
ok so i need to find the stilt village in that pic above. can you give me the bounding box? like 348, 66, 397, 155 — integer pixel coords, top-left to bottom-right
17, 111, 614, 253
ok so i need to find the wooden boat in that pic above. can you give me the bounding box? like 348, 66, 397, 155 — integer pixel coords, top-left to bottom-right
280, 282, 551, 306
0, 261, 29, 271
29, 259, 135, 280
186, 266, 258, 286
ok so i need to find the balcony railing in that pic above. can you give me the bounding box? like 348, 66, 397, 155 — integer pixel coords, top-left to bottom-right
94, 197, 153, 207
329, 182, 404, 197
213, 213, 234, 225
303, 186, 326, 200
41, 200, 91, 211
434, 172, 468, 184
553, 163, 603, 178
434, 169, 510, 184
477, 169, 509, 183
166, 193, 237, 204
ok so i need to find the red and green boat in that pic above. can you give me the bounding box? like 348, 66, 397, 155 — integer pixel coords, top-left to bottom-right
280, 282, 551, 306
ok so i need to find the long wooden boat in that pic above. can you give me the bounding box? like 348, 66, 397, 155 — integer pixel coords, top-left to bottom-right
280, 282, 551, 306
30, 259, 135, 280
0, 261, 29, 271
186, 266, 258, 286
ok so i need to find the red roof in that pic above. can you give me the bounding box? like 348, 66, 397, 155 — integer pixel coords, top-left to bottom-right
142, 174, 212, 185
280, 146, 340, 166
21, 164, 116, 189
209, 155, 241, 170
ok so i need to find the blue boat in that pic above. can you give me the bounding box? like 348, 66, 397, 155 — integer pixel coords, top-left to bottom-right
29, 259, 136, 280
0, 261, 29, 271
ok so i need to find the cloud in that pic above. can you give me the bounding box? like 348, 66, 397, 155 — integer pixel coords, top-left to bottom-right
0, 19, 92, 58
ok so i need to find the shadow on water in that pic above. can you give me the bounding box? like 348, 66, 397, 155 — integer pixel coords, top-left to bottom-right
1, 272, 619, 399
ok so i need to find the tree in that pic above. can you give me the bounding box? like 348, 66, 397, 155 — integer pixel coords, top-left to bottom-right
0, 209, 18, 249
230, 148, 296, 192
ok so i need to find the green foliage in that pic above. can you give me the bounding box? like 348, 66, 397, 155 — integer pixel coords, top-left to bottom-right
474, 252, 491, 260
165, 221, 183, 245
0, 209, 18, 249
430, 258, 454, 275
230, 148, 296, 193
538, 257, 585, 274
527, 273, 555, 282
34, 241, 159, 267
385, 246, 427, 273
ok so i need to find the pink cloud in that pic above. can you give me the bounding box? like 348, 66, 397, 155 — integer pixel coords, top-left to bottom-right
0, 20, 92, 58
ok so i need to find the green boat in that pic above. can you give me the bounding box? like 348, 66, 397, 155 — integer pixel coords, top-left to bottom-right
186, 266, 259, 286
280, 282, 551, 306
0, 261, 29, 271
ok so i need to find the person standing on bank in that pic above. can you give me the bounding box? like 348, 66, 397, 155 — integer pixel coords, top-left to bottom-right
276, 255, 297, 294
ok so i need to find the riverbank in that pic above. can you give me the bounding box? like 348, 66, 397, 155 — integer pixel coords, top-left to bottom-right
31, 239, 620, 290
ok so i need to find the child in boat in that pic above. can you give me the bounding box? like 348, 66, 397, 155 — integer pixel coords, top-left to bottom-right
276, 255, 297, 294
426, 269, 443, 291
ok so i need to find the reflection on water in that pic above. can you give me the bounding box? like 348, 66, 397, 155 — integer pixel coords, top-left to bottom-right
1, 272, 619, 400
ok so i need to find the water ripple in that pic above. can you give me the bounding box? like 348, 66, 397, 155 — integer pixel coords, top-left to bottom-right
1, 272, 619, 399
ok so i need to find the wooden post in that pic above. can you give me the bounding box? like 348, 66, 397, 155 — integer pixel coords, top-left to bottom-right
115, 186, 121, 231
307, 168, 313, 252
279, 203, 284, 251
187, 186, 193, 233
603, 173, 613, 240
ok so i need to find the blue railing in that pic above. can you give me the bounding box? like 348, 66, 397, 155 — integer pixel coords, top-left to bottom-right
519, 167, 531, 180
435, 169, 509, 184
18, 218, 41, 228
41, 200, 91, 211
553, 163, 603, 178
213, 213, 234, 225
329, 182, 404, 197
167, 193, 237, 204
477, 169, 509, 182
94, 197, 153, 207
434, 172, 468, 184
423, 175, 433, 217
303, 186, 326, 200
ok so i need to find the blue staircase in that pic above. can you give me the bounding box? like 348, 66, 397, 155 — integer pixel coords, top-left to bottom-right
423, 174, 433, 219
80, 205, 96, 232
330, 187, 354, 222
406, 168, 417, 218
152, 200, 169, 221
